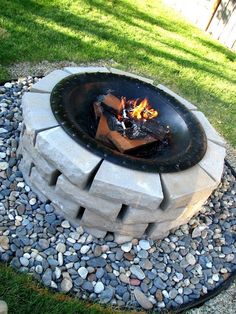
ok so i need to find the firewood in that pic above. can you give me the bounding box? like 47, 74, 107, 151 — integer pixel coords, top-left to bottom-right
99, 93, 123, 113
95, 114, 111, 143
141, 120, 168, 141
108, 131, 157, 153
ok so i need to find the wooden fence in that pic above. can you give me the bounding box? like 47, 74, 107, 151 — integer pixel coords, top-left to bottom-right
164, 0, 236, 50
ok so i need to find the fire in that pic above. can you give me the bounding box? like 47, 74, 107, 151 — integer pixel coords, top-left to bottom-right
129, 98, 158, 120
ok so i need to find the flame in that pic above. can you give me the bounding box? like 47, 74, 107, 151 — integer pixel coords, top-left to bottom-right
129, 98, 158, 120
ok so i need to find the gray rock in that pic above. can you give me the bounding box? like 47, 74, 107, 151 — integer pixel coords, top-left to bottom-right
130, 265, 145, 280
134, 288, 153, 310
19, 257, 29, 267
100, 287, 114, 304
87, 257, 107, 268
61, 277, 73, 292
139, 239, 151, 250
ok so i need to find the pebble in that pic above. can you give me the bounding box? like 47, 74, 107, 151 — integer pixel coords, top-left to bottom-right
134, 289, 153, 310
56, 243, 66, 253
94, 281, 104, 294
0, 162, 9, 170
0, 236, 9, 250
80, 245, 90, 254
61, 277, 73, 292
139, 239, 151, 250
61, 220, 70, 228
78, 267, 88, 279
130, 265, 145, 280
121, 242, 132, 252
186, 253, 196, 266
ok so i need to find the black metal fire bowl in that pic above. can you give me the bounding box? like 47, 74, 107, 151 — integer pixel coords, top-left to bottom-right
50, 73, 207, 173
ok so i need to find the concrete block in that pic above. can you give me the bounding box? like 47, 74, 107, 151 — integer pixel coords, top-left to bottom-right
193, 111, 225, 147
109, 67, 154, 84
161, 164, 216, 210
20, 134, 57, 185
114, 234, 133, 244
199, 140, 225, 184
31, 70, 70, 93
121, 205, 187, 225
30, 167, 79, 217
157, 84, 197, 110
21, 92, 59, 144
148, 218, 189, 240
35, 127, 102, 188
90, 160, 163, 210
64, 66, 110, 74
84, 227, 107, 239
55, 175, 122, 221
81, 210, 148, 237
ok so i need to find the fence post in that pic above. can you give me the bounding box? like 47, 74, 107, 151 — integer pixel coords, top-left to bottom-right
205, 0, 222, 30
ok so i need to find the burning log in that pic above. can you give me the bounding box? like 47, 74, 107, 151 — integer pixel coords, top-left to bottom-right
98, 93, 123, 114
95, 114, 110, 143
94, 92, 170, 154
108, 131, 156, 153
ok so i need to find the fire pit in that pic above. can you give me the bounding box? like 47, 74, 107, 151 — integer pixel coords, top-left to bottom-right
17, 67, 226, 243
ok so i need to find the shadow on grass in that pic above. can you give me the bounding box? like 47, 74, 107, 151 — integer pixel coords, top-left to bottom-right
1, 0, 235, 85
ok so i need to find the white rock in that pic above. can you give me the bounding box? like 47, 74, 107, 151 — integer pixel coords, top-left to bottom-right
80, 245, 90, 254
121, 242, 132, 252
29, 198, 36, 205
0, 162, 9, 170
56, 243, 66, 253
4, 82, 12, 88
139, 239, 151, 250
94, 281, 104, 294
54, 267, 61, 279
61, 220, 70, 228
212, 274, 219, 282
58, 252, 63, 266
186, 253, 196, 266
78, 267, 88, 279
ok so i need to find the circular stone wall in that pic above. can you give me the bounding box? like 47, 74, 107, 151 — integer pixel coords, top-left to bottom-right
17, 67, 226, 243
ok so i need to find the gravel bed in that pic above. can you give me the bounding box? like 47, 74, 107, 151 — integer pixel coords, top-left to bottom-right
0, 77, 235, 312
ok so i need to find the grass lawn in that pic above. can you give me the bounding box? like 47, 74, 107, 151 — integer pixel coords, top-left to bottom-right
0, 0, 235, 146
0, 263, 138, 314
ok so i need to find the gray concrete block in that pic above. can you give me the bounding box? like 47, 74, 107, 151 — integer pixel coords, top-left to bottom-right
31, 70, 70, 93
193, 111, 225, 147
90, 160, 163, 210
109, 67, 154, 84
157, 84, 197, 110
121, 205, 187, 225
64, 66, 110, 74
21, 92, 59, 144
114, 234, 133, 244
81, 210, 148, 237
199, 140, 225, 184
30, 167, 79, 216
161, 165, 216, 210
19, 134, 57, 184
84, 227, 107, 239
35, 127, 102, 188
55, 175, 122, 221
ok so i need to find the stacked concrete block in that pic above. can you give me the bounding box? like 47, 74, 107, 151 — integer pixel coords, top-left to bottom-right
17, 67, 226, 242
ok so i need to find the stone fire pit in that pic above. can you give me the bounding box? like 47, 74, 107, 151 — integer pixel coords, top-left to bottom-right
17, 67, 226, 243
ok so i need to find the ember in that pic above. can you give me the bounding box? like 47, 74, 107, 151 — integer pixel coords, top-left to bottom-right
94, 92, 170, 153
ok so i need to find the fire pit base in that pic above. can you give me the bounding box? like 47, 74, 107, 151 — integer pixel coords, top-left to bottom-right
17, 67, 226, 242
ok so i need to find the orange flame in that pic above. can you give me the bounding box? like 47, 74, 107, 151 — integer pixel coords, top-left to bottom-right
129, 98, 158, 120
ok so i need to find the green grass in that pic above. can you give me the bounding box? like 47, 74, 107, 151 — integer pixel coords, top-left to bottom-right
0, 263, 138, 314
0, 0, 235, 146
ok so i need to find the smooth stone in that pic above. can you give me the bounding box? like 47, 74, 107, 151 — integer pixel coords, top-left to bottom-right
61, 277, 73, 292
61, 220, 70, 228
56, 243, 66, 253
38, 239, 49, 249
78, 267, 88, 279
82, 281, 93, 292
186, 253, 196, 266
134, 289, 153, 310
94, 281, 104, 294
121, 242, 132, 252
80, 245, 90, 254
19, 257, 29, 267
100, 288, 114, 304
130, 265, 145, 280
139, 239, 151, 250
0, 236, 9, 250
87, 257, 107, 268
119, 273, 130, 284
